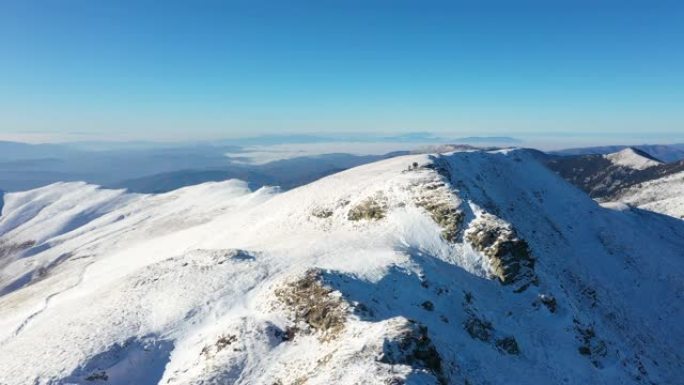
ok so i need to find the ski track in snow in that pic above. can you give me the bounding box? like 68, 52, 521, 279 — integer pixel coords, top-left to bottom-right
4, 258, 96, 344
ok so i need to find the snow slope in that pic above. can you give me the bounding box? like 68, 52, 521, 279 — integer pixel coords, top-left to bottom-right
603, 148, 662, 170
606, 171, 684, 219
543, 148, 684, 219
0, 150, 682, 385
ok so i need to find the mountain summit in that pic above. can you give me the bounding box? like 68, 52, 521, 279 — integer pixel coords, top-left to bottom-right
0, 149, 682, 385
603, 147, 663, 170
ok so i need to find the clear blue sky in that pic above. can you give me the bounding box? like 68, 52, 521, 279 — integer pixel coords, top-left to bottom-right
1, 0, 683, 143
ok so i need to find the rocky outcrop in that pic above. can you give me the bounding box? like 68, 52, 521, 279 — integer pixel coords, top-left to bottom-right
413, 181, 464, 242
275, 270, 348, 341
380, 320, 446, 385
574, 320, 609, 368
465, 213, 535, 289
463, 312, 520, 356
347, 193, 388, 221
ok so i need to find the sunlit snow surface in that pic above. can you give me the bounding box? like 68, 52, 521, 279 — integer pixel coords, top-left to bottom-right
609, 171, 684, 219
603, 148, 662, 170
0, 150, 682, 385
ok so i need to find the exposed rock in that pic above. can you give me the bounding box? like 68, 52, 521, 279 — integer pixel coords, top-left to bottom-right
463, 291, 473, 305
348, 194, 387, 221
215, 334, 238, 352
537, 294, 557, 313
465, 213, 536, 287
581, 286, 599, 308
275, 270, 347, 341
464, 312, 521, 356
408, 170, 464, 243
352, 302, 375, 318
574, 320, 609, 368
311, 207, 333, 218
464, 316, 493, 342
278, 326, 297, 342
496, 337, 520, 355
200, 334, 238, 357
385, 377, 405, 385
85, 371, 108, 381
421, 301, 434, 311
423, 161, 452, 180
414, 194, 464, 242
380, 321, 446, 385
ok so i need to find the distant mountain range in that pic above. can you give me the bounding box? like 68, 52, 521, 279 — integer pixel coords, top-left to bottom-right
552, 143, 684, 162
0, 140, 409, 192
1, 139, 682, 219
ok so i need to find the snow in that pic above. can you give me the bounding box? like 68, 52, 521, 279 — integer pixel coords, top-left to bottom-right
0, 150, 682, 384
603, 148, 662, 170
608, 171, 684, 219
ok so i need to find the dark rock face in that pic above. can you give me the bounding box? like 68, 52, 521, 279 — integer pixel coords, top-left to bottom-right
465, 214, 536, 288
496, 337, 520, 355
464, 317, 493, 342
275, 270, 347, 341
574, 320, 609, 368
463, 312, 522, 356
536, 294, 557, 313
381, 322, 446, 385
85, 371, 108, 381
414, 193, 464, 243
421, 300, 435, 311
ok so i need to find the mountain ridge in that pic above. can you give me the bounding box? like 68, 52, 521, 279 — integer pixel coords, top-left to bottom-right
543, 147, 684, 218
0, 149, 682, 384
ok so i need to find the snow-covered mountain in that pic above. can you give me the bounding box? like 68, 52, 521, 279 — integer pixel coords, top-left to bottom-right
543, 147, 661, 198
603, 148, 663, 170
544, 147, 684, 218
553, 143, 684, 163
0, 149, 682, 385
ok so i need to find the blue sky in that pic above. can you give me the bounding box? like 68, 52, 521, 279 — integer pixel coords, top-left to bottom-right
1, 0, 683, 143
